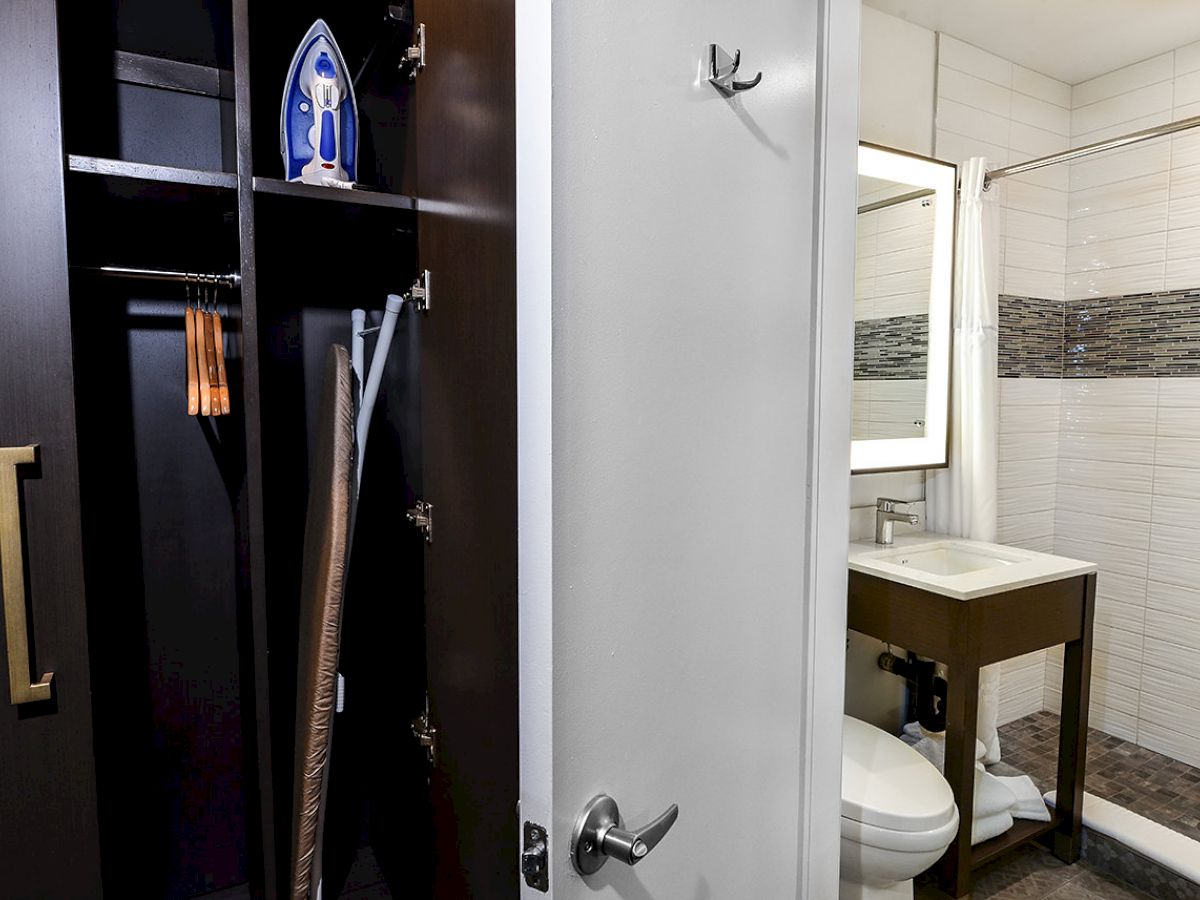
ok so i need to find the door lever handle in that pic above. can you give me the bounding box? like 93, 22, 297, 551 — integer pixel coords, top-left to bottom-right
570, 793, 679, 875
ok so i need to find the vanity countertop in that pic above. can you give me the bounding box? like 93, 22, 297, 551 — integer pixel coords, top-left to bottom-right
849, 532, 1097, 601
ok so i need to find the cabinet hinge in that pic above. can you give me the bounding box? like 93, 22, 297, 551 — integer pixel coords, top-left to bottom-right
401, 23, 426, 80
406, 499, 433, 543
407, 269, 431, 313
412, 696, 437, 766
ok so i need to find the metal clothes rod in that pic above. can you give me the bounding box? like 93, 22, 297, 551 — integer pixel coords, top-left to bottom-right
79, 265, 241, 288
857, 187, 935, 215
986, 113, 1200, 186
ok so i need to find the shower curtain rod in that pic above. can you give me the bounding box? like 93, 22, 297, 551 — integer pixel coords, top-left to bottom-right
76, 265, 241, 288
985, 113, 1200, 187
857, 187, 935, 215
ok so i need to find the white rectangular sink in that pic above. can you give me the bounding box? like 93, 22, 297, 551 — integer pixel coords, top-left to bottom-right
871, 542, 1021, 576
849, 535, 1096, 600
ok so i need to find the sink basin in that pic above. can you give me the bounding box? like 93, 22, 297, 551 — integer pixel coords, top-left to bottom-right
849, 536, 1096, 600
875, 545, 1016, 576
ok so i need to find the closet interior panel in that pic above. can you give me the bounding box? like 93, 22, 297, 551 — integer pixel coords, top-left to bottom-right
0, 0, 519, 895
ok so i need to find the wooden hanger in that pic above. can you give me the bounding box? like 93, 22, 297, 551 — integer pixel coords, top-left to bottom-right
185, 280, 199, 415
202, 281, 220, 415
212, 282, 231, 415
195, 278, 212, 417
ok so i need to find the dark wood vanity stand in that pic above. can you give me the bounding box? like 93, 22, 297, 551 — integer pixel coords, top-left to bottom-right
848, 569, 1097, 899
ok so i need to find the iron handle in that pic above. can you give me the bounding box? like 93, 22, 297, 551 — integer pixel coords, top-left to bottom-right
570, 794, 679, 875
0, 446, 54, 705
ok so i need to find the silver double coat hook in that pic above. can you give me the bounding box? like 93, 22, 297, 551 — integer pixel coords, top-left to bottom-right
707, 42, 762, 93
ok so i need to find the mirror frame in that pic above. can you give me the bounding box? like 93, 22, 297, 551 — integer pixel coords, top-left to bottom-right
851, 142, 957, 474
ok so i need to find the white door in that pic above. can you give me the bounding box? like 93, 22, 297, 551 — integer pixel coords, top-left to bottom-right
516, 1, 860, 897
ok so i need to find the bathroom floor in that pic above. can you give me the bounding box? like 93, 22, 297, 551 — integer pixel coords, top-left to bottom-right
911, 708, 1200, 899
996, 710, 1200, 842
915, 843, 1154, 899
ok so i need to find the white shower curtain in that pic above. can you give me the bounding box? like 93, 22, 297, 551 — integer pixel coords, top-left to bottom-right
926, 157, 1003, 762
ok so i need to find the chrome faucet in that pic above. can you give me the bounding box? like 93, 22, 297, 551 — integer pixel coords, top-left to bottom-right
875, 497, 920, 545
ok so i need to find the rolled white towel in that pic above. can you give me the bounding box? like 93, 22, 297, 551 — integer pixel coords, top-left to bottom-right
974, 763, 1018, 819
897, 724, 1017, 835
972, 809, 1014, 845
900, 723, 987, 772
995, 774, 1051, 822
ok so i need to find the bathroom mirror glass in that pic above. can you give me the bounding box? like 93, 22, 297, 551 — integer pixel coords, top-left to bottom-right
852, 143, 956, 473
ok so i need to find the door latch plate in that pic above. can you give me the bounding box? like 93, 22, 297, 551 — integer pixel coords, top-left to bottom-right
522, 820, 549, 892
411, 697, 437, 767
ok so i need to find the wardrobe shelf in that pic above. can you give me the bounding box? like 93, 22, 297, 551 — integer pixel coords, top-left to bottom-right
113, 49, 234, 100
67, 155, 237, 190
252, 176, 417, 210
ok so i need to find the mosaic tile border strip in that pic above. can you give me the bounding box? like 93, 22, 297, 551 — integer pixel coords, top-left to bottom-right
999, 294, 1066, 378
998, 289, 1200, 378
854, 314, 928, 379
1065, 289, 1200, 377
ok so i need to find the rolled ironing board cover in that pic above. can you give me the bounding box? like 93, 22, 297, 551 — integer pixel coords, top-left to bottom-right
291, 345, 355, 899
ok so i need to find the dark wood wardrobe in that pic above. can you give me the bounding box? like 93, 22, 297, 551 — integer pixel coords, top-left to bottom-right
0, 1, 517, 897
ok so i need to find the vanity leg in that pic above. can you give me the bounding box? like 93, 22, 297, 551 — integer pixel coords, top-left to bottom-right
1052, 572, 1096, 864
938, 659, 981, 899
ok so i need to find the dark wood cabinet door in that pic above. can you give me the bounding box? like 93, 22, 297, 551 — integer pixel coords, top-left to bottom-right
0, 0, 103, 895
413, 0, 519, 895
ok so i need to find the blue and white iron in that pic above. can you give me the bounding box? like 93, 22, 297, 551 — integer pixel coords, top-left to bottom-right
280, 19, 358, 185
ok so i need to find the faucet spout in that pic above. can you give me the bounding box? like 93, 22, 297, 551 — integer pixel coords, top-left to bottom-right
874, 497, 920, 545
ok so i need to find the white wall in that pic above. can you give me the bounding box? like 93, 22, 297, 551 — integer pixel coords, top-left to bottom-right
860, 6, 936, 156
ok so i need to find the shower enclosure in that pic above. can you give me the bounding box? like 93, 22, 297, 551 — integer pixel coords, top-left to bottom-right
963, 46, 1200, 857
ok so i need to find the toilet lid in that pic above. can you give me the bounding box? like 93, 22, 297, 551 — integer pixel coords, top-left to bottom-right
841, 715, 957, 833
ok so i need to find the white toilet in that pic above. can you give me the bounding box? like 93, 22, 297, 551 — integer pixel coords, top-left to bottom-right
840, 715, 960, 900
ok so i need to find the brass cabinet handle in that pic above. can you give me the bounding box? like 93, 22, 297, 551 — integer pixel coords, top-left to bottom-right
0, 445, 54, 704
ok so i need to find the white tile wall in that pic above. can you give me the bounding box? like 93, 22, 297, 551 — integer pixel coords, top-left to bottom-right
855, 182, 937, 322
934, 35, 1072, 304
1040, 377, 1200, 765
996, 378, 1062, 723
1065, 44, 1200, 300
852, 379, 928, 441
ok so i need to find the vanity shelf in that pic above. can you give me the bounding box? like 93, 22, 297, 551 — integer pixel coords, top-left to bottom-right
848, 558, 1097, 899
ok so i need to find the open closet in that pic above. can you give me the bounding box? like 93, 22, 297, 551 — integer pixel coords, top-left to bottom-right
0, 0, 517, 897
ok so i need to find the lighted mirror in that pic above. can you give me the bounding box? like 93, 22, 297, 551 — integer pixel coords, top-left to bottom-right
852, 143, 956, 474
